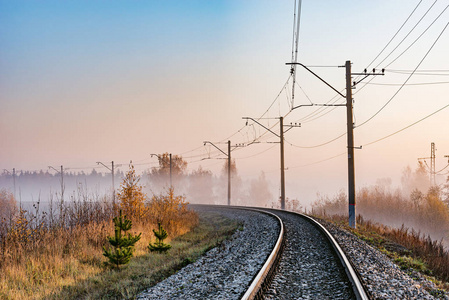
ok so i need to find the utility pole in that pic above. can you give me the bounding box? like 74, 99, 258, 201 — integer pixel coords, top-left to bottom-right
228, 141, 231, 206
203, 141, 232, 205
12, 168, 16, 200
49, 165, 64, 201
151, 154, 172, 188
280, 117, 286, 210
242, 117, 300, 210
3, 168, 17, 200
345, 61, 356, 228
287, 61, 383, 228
58, 166, 63, 201
418, 142, 438, 186
112, 161, 115, 203
169, 153, 172, 188
96, 161, 115, 205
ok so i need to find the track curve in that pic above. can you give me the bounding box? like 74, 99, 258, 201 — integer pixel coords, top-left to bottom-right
243, 208, 368, 300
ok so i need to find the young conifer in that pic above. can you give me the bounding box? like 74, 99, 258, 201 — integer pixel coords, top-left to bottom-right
148, 222, 171, 253
103, 210, 141, 268
117, 163, 146, 221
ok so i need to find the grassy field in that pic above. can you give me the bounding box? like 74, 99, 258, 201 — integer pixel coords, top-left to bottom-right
0, 211, 240, 300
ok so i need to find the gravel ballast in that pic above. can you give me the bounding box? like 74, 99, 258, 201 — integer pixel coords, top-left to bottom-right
136, 206, 449, 299
136, 207, 280, 300
316, 218, 449, 300
263, 210, 354, 300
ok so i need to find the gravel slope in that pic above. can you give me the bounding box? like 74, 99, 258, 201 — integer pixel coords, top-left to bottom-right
135, 206, 449, 300
136, 207, 280, 300
316, 218, 449, 300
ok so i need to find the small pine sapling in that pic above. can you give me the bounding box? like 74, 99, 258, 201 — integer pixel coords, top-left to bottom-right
103, 210, 141, 268
148, 222, 172, 253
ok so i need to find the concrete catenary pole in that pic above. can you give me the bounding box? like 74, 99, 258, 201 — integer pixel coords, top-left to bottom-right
228, 140, 231, 206
13, 168, 16, 200
60, 165, 64, 202
111, 161, 115, 206
169, 153, 172, 188
280, 117, 286, 210
346, 60, 356, 228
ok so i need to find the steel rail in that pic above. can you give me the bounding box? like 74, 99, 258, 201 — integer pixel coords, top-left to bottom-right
240, 208, 284, 300
295, 212, 369, 300
191, 205, 367, 299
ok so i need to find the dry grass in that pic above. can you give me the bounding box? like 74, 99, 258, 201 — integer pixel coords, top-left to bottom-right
312, 181, 449, 291
313, 186, 449, 243
50, 212, 240, 299
315, 213, 449, 290
0, 186, 212, 300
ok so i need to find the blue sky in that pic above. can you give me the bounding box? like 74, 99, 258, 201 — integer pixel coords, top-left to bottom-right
1, 0, 448, 204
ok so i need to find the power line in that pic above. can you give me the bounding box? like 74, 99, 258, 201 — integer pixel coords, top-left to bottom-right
288, 152, 347, 169
384, 69, 449, 73
234, 144, 278, 160
435, 164, 449, 174
385, 69, 449, 76
294, 97, 344, 124
366, 81, 449, 86
372, 0, 438, 69
384, 4, 449, 68
211, 75, 292, 146
363, 0, 424, 71
287, 132, 346, 149
362, 103, 449, 147
356, 20, 449, 128
178, 145, 205, 156
165, 77, 291, 161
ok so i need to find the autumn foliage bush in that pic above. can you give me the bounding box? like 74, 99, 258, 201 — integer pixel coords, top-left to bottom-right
312, 164, 449, 284
313, 186, 449, 242
147, 188, 198, 236
0, 164, 198, 299
313, 163, 449, 243
117, 164, 146, 221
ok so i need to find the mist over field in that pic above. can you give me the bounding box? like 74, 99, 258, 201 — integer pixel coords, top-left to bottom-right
2, 156, 448, 251
0, 158, 276, 210
1, 1, 449, 297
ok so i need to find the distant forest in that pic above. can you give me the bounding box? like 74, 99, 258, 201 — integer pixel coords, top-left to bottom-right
0, 155, 276, 209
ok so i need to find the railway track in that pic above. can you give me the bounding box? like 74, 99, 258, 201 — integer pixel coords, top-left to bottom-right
137, 205, 369, 300
243, 208, 368, 300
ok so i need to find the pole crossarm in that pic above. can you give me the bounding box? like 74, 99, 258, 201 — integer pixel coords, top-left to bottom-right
242, 117, 280, 138
291, 103, 345, 111
283, 122, 301, 134
150, 153, 170, 165
97, 161, 115, 204
287, 62, 346, 98
243, 116, 293, 210
203, 141, 231, 206
203, 141, 228, 157
352, 70, 385, 87
96, 161, 112, 171
48, 166, 61, 174
291, 103, 314, 111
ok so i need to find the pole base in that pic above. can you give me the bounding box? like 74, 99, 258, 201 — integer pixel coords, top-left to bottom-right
349, 205, 356, 229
